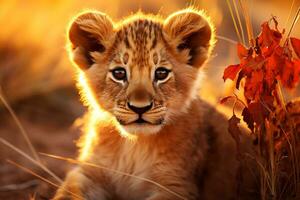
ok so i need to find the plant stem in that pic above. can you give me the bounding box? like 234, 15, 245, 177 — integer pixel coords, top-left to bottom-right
266, 120, 276, 199
238, 0, 254, 46
286, 7, 300, 42
226, 0, 243, 43
276, 81, 287, 113
232, 0, 246, 44
285, 0, 296, 28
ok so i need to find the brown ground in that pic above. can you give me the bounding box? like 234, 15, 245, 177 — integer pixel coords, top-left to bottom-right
0, 87, 84, 200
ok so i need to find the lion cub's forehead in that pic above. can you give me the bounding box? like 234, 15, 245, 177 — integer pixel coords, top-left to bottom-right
116, 19, 163, 50
113, 18, 165, 66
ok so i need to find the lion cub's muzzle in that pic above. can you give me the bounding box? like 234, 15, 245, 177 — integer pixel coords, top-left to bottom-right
120, 100, 165, 124
127, 102, 153, 123
114, 97, 166, 127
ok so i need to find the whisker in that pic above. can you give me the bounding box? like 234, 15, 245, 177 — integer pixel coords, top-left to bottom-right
119, 106, 129, 109
147, 109, 166, 114
114, 108, 133, 114
145, 113, 165, 117
152, 105, 164, 109
114, 110, 133, 114
114, 111, 136, 116
115, 106, 130, 111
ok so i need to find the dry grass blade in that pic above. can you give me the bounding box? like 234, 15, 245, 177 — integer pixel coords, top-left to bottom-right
0, 88, 40, 163
226, 0, 243, 43
29, 193, 36, 200
238, 0, 254, 45
232, 0, 246, 44
0, 138, 62, 183
0, 179, 39, 192
266, 122, 276, 198
245, 153, 272, 191
216, 35, 238, 45
276, 82, 287, 113
286, 6, 300, 40
6, 160, 83, 200
285, 0, 296, 28
280, 126, 298, 193
40, 152, 188, 200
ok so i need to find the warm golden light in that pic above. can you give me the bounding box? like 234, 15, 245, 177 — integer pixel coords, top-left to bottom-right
76, 71, 109, 160
78, 110, 99, 161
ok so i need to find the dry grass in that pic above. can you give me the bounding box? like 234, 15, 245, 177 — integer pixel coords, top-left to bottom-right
0, 88, 40, 162
7, 160, 83, 200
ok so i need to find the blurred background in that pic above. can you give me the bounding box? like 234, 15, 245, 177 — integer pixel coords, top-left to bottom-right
0, 0, 299, 199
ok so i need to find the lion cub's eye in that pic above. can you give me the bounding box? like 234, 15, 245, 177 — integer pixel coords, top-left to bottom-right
111, 67, 127, 81
155, 67, 171, 81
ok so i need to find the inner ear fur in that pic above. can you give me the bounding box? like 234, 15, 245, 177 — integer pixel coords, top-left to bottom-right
163, 8, 214, 67
68, 11, 115, 69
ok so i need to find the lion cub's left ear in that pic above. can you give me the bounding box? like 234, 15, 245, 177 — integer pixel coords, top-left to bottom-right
67, 11, 115, 70
163, 9, 214, 67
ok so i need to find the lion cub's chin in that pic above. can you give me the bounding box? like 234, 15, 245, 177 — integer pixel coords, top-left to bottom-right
120, 123, 163, 135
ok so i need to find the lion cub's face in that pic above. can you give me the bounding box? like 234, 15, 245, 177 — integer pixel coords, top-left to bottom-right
68, 9, 214, 135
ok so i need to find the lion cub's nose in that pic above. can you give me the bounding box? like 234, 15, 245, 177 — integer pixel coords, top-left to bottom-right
128, 102, 153, 115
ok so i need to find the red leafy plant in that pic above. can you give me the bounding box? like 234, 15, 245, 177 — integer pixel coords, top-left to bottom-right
222, 16, 300, 199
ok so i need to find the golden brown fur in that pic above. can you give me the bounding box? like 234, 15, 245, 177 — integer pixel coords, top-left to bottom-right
54, 8, 258, 200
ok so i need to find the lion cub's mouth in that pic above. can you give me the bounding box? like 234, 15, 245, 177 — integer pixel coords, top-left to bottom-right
133, 117, 148, 124
118, 117, 162, 125
115, 114, 165, 134
114, 106, 166, 134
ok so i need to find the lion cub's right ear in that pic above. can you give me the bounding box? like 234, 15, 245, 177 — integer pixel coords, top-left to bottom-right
68, 11, 115, 70
163, 9, 214, 68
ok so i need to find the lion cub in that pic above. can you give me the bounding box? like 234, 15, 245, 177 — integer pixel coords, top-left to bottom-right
54, 8, 257, 200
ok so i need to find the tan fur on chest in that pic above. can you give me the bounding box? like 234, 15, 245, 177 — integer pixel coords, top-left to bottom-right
87, 131, 159, 199
114, 140, 156, 199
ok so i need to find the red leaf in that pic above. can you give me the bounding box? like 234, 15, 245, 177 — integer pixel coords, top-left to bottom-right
223, 64, 241, 81
280, 59, 300, 89
244, 70, 264, 101
291, 37, 300, 58
258, 21, 282, 57
237, 43, 248, 59
264, 47, 284, 89
248, 102, 269, 127
220, 96, 234, 104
